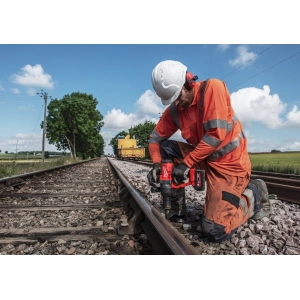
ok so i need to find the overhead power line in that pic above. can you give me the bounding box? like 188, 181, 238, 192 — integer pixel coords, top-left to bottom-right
221, 44, 275, 80
228, 50, 300, 90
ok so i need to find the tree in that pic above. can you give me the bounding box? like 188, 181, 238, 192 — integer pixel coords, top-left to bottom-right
45, 92, 104, 159
109, 130, 128, 156
129, 120, 156, 158
271, 149, 281, 153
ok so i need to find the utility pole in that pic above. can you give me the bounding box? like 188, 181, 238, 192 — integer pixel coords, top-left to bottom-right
37, 90, 52, 162
14, 140, 18, 162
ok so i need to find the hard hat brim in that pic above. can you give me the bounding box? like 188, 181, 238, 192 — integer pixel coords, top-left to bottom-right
160, 85, 182, 106
161, 98, 173, 106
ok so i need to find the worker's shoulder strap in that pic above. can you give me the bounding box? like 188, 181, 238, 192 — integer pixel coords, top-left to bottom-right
170, 101, 180, 129
199, 79, 209, 115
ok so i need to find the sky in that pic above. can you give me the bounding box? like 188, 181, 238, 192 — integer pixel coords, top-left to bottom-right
1, 43, 299, 155
0, 2, 299, 158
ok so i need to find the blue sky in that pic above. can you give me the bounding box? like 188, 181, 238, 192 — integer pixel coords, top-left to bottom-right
0, 1, 299, 156
1, 44, 299, 155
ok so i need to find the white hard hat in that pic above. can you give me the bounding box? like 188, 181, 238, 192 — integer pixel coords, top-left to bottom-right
151, 60, 187, 106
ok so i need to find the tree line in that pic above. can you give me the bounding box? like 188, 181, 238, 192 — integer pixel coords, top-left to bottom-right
35, 91, 157, 160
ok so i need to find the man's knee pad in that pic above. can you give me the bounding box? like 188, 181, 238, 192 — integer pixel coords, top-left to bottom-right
201, 216, 236, 243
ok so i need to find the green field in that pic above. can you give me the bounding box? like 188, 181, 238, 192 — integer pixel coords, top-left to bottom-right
0, 156, 77, 178
249, 152, 300, 175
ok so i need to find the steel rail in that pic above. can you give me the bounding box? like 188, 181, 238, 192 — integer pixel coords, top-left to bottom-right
250, 174, 300, 187
261, 182, 300, 205
108, 158, 199, 255
251, 170, 300, 180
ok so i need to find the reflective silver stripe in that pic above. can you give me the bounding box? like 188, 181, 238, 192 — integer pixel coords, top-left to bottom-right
170, 102, 180, 129
202, 133, 222, 148
208, 131, 246, 161
203, 119, 228, 131
149, 137, 159, 144
226, 114, 239, 134
226, 123, 232, 134
150, 129, 165, 143
232, 114, 238, 124
204, 116, 239, 135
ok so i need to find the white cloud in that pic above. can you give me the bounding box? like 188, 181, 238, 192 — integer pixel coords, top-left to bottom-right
11, 64, 55, 89
289, 142, 300, 151
284, 105, 300, 127
11, 88, 20, 94
102, 89, 165, 153
15, 132, 40, 139
103, 108, 139, 130
0, 82, 4, 91
229, 45, 257, 67
8, 139, 26, 146
217, 44, 230, 51
231, 85, 286, 129
135, 89, 163, 116
0, 131, 58, 153
103, 90, 163, 131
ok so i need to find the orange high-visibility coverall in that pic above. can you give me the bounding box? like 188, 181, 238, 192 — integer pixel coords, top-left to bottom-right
149, 79, 252, 242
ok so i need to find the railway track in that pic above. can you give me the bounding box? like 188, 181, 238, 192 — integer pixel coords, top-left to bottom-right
0, 158, 198, 255
0, 158, 156, 254
1, 157, 299, 255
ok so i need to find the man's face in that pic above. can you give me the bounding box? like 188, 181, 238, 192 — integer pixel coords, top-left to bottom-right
174, 85, 194, 109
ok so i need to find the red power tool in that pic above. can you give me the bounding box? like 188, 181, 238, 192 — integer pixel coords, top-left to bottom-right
151, 159, 205, 218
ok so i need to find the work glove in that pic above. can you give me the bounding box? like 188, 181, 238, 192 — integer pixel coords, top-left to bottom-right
147, 163, 161, 186
173, 162, 190, 185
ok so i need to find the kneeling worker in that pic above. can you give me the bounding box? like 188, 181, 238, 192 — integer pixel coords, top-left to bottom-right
147, 60, 271, 243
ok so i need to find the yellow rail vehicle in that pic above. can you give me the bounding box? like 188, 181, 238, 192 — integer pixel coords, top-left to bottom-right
117, 135, 145, 160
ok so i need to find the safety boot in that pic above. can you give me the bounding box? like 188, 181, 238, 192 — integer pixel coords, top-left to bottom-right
167, 187, 188, 220
250, 179, 272, 220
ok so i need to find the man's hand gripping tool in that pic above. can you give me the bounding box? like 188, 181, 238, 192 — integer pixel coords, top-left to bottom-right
150, 159, 205, 218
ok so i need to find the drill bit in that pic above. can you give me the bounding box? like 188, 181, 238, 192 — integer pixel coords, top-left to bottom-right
165, 209, 170, 219
163, 197, 171, 220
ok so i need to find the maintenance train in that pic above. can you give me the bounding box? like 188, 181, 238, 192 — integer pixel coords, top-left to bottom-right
117, 135, 145, 160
